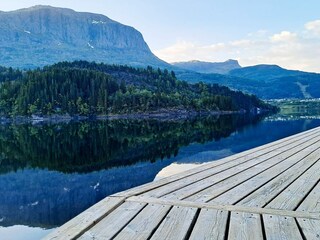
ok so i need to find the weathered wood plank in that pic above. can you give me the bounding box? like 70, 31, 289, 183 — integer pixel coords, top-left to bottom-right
228, 212, 264, 240
237, 148, 320, 208
150, 206, 198, 240
207, 137, 320, 205
113, 204, 171, 240
267, 158, 320, 210
43, 196, 125, 240
143, 129, 319, 199
263, 215, 303, 240
183, 134, 320, 203
189, 208, 228, 240
127, 196, 320, 220
168, 133, 320, 202
112, 127, 320, 198
78, 202, 145, 240
296, 218, 320, 239
297, 181, 320, 213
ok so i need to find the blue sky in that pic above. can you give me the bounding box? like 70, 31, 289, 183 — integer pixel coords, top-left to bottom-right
1, 1, 320, 72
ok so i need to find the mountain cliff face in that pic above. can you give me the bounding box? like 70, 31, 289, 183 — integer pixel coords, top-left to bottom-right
172, 59, 241, 74
0, 5, 168, 69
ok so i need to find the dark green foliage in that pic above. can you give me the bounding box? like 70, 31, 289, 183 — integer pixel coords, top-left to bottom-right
0, 66, 23, 83
0, 115, 265, 174
0, 61, 276, 116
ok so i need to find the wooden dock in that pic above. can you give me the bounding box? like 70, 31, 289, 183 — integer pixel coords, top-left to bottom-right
45, 127, 320, 240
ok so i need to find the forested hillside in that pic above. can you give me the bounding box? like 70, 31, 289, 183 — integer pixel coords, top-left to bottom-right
177, 64, 320, 99
0, 61, 276, 116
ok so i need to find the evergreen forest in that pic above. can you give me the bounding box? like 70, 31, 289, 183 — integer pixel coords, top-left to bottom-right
0, 61, 277, 116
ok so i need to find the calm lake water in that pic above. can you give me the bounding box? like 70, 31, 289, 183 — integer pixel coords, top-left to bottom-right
0, 113, 320, 239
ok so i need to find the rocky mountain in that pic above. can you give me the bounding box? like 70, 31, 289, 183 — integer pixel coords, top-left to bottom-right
172, 59, 241, 74
0, 5, 169, 69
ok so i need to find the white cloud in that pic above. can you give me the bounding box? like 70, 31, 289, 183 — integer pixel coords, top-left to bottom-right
305, 20, 320, 36
154, 41, 227, 63
154, 22, 320, 73
270, 31, 297, 42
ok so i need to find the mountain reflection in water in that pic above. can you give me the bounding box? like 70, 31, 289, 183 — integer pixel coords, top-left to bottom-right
0, 113, 319, 238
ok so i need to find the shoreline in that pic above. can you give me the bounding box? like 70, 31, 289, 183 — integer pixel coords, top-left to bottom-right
0, 109, 252, 124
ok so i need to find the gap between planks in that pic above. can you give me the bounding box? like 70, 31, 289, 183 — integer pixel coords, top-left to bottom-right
126, 196, 320, 220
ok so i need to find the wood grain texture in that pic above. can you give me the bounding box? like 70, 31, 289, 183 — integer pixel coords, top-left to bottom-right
267, 159, 320, 210
237, 148, 320, 208
141, 128, 320, 199
296, 218, 320, 239
150, 206, 198, 240
189, 208, 228, 240
185, 134, 320, 203
228, 212, 264, 240
78, 202, 145, 240
297, 181, 320, 213
209, 136, 320, 205
127, 196, 320, 219
263, 215, 303, 240
113, 204, 171, 240
43, 196, 125, 240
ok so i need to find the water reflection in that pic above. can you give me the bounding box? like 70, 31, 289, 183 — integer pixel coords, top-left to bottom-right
0, 113, 319, 239
0, 115, 263, 174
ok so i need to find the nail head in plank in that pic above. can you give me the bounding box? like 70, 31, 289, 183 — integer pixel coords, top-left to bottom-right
296, 218, 320, 239
189, 208, 228, 240
228, 212, 264, 240
263, 215, 303, 240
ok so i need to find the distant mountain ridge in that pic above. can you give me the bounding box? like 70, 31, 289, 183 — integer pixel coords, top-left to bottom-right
172, 59, 241, 74
177, 64, 320, 99
228, 64, 303, 80
0, 5, 169, 69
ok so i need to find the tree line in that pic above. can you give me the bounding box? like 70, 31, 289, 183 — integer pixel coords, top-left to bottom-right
0, 61, 277, 116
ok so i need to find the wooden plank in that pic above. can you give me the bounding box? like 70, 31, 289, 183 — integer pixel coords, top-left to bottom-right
78, 202, 145, 240
267, 159, 320, 210
207, 138, 320, 205
228, 212, 264, 240
296, 218, 320, 239
43, 196, 125, 240
189, 208, 228, 240
112, 127, 320, 198
182, 134, 320, 203
263, 215, 303, 240
113, 204, 171, 240
150, 206, 198, 240
297, 181, 320, 213
237, 148, 320, 208
142, 129, 319, 199
127, 196, 320, 220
